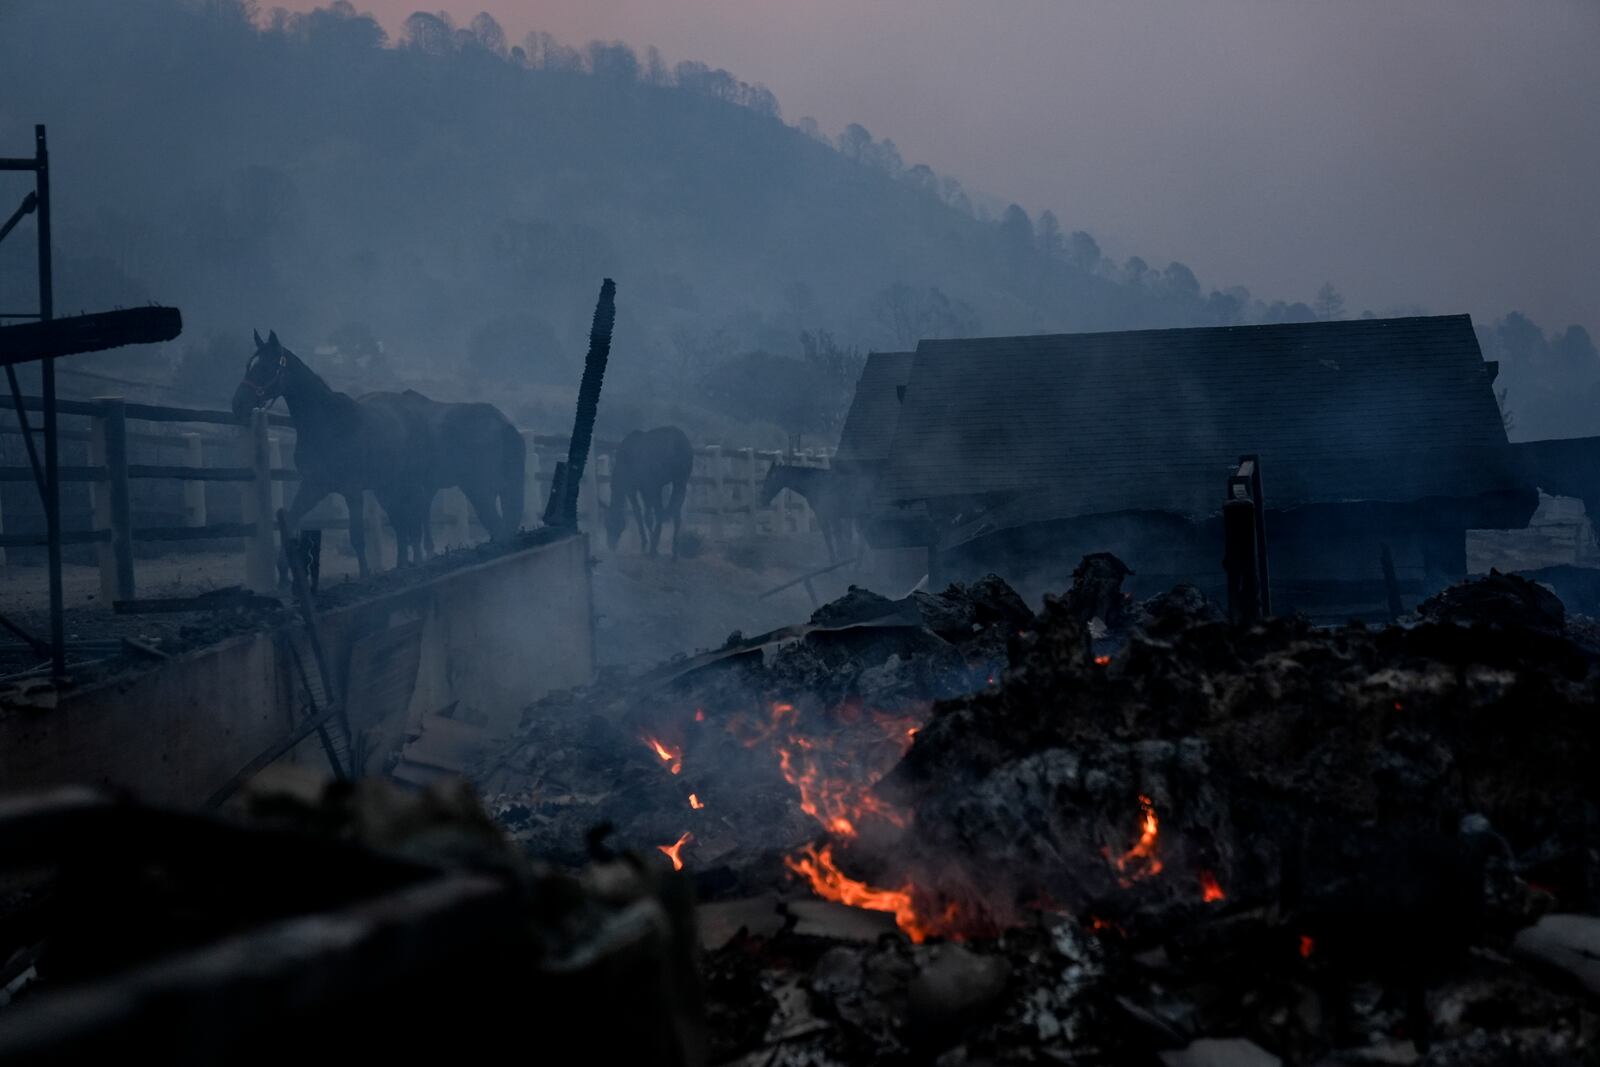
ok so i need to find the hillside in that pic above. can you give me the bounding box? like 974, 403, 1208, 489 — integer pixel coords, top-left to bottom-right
0, 1, 1594, 441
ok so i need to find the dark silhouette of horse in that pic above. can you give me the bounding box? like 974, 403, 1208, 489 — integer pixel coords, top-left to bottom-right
761, 463, 862, 563
232, 330, 418, 577
382, 390, 526, 564
605, 426, 692, 557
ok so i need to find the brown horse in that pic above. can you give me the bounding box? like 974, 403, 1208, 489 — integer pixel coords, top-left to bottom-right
605, 426, 692, 557
232, 330, 421, 577
382, 389, 526, 563
760, 463, 862, 563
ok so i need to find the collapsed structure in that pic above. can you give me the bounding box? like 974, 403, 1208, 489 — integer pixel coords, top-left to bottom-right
847, 316, 1600, 616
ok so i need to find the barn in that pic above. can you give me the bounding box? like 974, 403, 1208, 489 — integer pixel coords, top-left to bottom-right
854, 315, 1554, 614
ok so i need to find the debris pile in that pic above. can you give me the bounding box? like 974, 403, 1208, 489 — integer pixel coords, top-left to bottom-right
488, 563, 1600, 1064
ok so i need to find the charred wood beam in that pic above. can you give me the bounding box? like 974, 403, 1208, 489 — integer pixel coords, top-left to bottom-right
0, 307, 182, 367
545, 279, 615, 529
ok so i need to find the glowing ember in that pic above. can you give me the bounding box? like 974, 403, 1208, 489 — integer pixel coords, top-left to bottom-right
642, 735, 683, 775
784, 842, 957, 942
658, 831, 693, 871
689, 793, 704, 810
1199, 869, 1226, 902
694, 708, 706, 723
1108, 794, 1164, 886
1086, 915, 1126, 937
1094, 654, 1112, 666
1299, 934, 1316, 959
777, 734, 909, 839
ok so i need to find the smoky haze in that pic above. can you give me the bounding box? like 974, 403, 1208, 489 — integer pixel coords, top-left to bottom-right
0, 0, 1595, 442
281, 0, 1600, 336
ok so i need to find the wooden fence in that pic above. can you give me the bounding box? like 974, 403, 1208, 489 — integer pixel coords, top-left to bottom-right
0, 395, 832, 598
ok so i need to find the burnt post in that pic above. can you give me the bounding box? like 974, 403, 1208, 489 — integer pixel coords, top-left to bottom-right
1223, 456, 1271, 623
545, 278, 615, 529
1380, 543, 1403, 622
1222, 497, 1260, 624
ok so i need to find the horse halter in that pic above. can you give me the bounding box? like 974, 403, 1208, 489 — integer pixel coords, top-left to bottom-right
244, 351, 288, 407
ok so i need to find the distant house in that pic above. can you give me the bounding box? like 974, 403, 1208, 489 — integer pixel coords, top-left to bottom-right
858, 315, 1552, 612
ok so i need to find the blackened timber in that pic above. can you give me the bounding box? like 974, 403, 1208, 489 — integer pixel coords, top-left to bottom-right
547, 278, 615, 528
0, 306, 182, 366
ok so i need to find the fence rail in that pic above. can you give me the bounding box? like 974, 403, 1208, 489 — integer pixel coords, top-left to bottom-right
0, 394, 834, 598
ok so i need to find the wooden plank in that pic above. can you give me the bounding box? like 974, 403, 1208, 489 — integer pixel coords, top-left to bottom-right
0, 529, 109, 547
134, 522, 256, 541
0, 306, 181, 366
0, 465, 107, 482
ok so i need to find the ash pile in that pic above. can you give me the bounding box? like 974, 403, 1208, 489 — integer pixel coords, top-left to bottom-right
479, 560, 1600, 1066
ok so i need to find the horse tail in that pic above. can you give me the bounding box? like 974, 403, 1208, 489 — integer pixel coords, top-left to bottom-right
499, 421, 525, 537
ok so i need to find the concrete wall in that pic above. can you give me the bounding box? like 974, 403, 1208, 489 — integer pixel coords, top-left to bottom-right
0, 533, 594, 807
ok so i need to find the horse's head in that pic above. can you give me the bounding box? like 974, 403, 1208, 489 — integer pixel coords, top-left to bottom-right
232, 329, 289, 423
603, 491, 627, 550
760, 463, 790, 508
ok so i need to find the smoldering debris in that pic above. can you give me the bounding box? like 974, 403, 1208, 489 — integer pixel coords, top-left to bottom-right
470, 562, 1600, 1065
6, 563, 1596, 1065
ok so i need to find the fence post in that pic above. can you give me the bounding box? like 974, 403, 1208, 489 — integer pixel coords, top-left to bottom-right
241, 409, 276, 593
707, 445, 724, 541
90, 397, 135, 603
520, 431, 540, 529
182, 432, 207, 528
268, 434, 286, 513
742, 447, 757, 535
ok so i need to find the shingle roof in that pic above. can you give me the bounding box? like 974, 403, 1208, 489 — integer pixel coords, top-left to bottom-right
834, 351, 914, 469
874, 315, 1525, 530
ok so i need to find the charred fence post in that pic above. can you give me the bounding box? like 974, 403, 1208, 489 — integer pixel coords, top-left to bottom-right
545, 278, 615, 529
1381, 543, 1403, 622
1223, 456, 1271, 623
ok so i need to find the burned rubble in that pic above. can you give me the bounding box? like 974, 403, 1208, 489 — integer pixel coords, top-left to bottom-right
470, 562, 1600, 1065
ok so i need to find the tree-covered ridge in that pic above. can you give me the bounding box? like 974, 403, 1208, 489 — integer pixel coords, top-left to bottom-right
0, 0, 1592, 440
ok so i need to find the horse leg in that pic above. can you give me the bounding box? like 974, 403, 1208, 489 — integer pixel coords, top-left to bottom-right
646, 488, 664, 556
420, 491, 437, 558
629, 491, 650, 555
666, 476, 689, 560
461, 483, 500, 546
280, 479, 330, 588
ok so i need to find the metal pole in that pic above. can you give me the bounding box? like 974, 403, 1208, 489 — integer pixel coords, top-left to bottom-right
35, 125, 63, 682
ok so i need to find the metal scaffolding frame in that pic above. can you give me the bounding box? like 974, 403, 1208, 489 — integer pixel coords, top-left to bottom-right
0, 125, 182, 682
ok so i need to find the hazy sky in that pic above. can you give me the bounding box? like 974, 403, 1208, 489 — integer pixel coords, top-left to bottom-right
279, 0, 1599, 331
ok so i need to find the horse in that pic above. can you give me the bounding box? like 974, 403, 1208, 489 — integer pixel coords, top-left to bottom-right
381, 389, 526, 563
605, 426, 692, 557
760, 463, 862, 563
232, 330, 421, 578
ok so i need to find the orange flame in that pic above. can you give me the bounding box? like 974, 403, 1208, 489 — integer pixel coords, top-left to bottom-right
1108, 794, 1164, 886
1094, 654, 1112, 666
1199, 869, 1225, 902
694, 708, 706, 723
784, 842, 962, 943
689, 793, 704, 810
642, 735, 683, 775
658, 830, 693, 871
